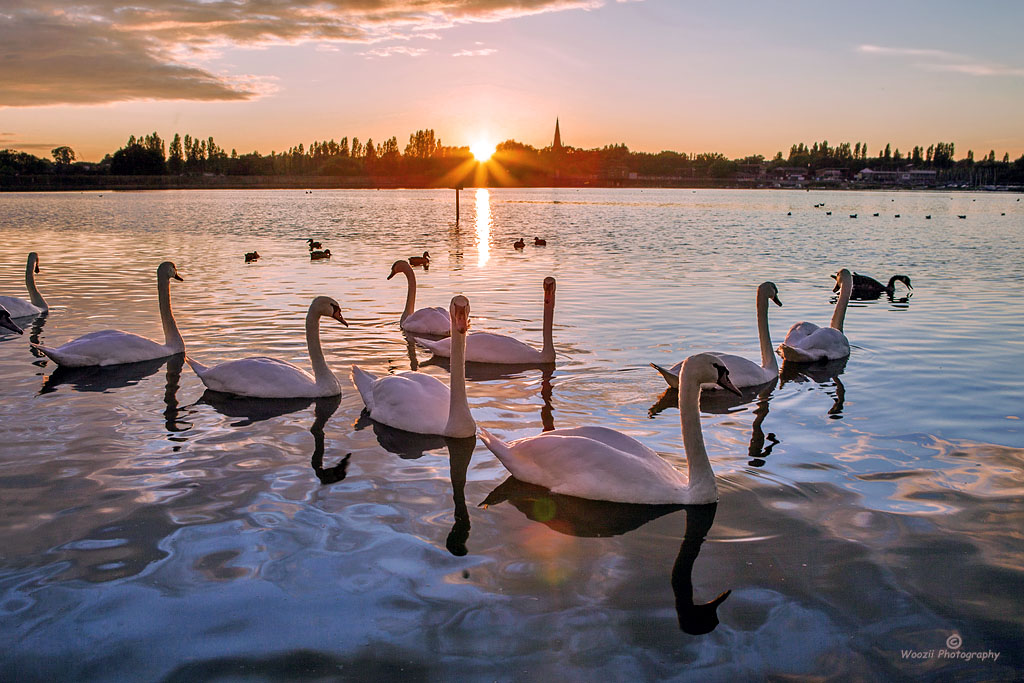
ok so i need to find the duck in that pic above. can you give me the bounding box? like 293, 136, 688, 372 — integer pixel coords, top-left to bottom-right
849, 214, 857, 218
849, 272, 912, 299
388, 259, 450, 336
826, 211, 832, 215
33, 261, 185, 367
306, 238, 322, 250
0, 305, 24, 335
351, 295, 476, 438
416, 277, 556, 364
244, 251, 259, 263
478, 353, 741, 504
408, 251, 430, 267
651, 281, 782, 390
776, 269, 853, 363
872, 213, 879, 217
310, 249, 331, 260
925, 215, 931, 219
187, 296, 348, 398
534, 237, 547, 246
513, 238, 526, 250
958, 215, 966, 219
0, 252, 48, 318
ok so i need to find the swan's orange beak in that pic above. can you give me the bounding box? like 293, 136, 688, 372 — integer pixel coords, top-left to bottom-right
173, 272, 183, 281
333, 311, 348, 326
772, 294, 782, 307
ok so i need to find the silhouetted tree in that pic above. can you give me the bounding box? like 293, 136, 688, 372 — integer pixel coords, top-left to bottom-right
51, 146, 76, 166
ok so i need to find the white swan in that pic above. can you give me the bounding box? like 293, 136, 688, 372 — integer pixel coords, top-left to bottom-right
1, 304, 24, 334
351, 295, 475, 438
479, 353, 741, 505
186, 296, 348, 398
651, 281, 782, 390
777, 269, 853, 362
0, 252, 48, 318
389, 259, 450, 336
34, 261, 185, 367
417, 277, 556, 364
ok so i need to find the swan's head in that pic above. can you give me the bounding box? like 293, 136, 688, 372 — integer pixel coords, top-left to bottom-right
0, 307, 23, 335
450, 295, 470, 334
543, 277, 556, 306
158, 261, 183, 282
759, 281, 781, 307
387, 260, 411, 280
682, 353, 741, 396
832, 268, 852, 293
311, 296, 348, 326
29, 252, 40, 274
891, 274, 913, 290
422, 251, 430, 259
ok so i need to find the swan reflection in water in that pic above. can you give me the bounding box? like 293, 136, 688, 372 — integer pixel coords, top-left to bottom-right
200, 391, 349, 484
354, 412, 474, 555
780, 356, 848, 418
481, 479, 731, 634
39, 351, 182, 395
649, 379, 780, 467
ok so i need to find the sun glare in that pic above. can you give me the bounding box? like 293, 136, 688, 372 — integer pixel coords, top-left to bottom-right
471, 140, 496, 162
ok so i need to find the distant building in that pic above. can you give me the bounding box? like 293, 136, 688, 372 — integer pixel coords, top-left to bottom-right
856, 168, 937, 185
815, 168, 846, 182
553, 118, 563, 152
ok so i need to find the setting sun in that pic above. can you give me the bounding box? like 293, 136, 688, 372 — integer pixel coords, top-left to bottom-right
470, 140, 496, 162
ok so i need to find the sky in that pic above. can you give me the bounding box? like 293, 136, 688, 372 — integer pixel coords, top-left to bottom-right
1, 0, 1022, 163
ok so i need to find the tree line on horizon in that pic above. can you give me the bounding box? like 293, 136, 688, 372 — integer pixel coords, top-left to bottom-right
3, 129, 1024, 187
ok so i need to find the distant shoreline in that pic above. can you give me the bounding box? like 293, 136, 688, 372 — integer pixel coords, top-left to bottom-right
2, 175, 1021, 193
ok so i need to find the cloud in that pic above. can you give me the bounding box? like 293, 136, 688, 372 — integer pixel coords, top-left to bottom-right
361, 46, 429, 58
452, 48, 497, 57
1, 1, 605, 107
0, 133, 61, 152
857, 44, 1024, 79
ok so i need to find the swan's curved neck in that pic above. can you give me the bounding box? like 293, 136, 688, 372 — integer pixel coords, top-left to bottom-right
25, 257, 46, 309
756, 289, 777, 373
831, 276, 853, 331
305, 309, 336, 388
158, 274, 184, 352
678, 372, 716, 497
444, 324, 476, 438
541, 294, 555, 362
399, 266, 416, 323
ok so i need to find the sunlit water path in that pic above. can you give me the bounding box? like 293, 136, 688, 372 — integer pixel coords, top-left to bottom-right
1, 188, 1022, 680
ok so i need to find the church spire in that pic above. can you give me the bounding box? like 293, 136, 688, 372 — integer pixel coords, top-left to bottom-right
553, 118, 562, 152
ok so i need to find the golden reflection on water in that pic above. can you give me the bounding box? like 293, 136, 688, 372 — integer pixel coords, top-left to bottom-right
475, 188, 491, 267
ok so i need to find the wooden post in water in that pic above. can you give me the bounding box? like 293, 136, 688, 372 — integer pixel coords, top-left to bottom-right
455, 186, 460, 224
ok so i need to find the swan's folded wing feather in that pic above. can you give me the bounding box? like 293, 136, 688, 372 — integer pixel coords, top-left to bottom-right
493, 431, 688, 504
196, 356, 316, 397
39, 330, 170, 366
403, 307, 451, 336
369, 371, 450, 435
0, 296, 42, 319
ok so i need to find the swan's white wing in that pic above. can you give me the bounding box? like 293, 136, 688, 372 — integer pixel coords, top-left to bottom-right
0, 296, 43, 319
707, 352, 776, 388
417, 332, 543, 364
654, 354, 773, 389
479, 427, 688, 504
778, 325, 849, 362
403, 307, 451, 336
192, 356, 325, 398
35, 330, 172, 367
368, 371, 451, 435
528, 426, 661, 461
351, 365, 379, 411
780, 321, 820, 348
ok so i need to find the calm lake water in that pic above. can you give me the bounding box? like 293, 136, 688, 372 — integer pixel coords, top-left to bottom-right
1, 188, 1022, 680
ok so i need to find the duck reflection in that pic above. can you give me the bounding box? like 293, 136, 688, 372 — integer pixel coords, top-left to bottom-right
481, 478, 730, 634
746, 388, 780, 467
780, 356, 848, 418
39, 351, 179, 395
353, 414, 475, 555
